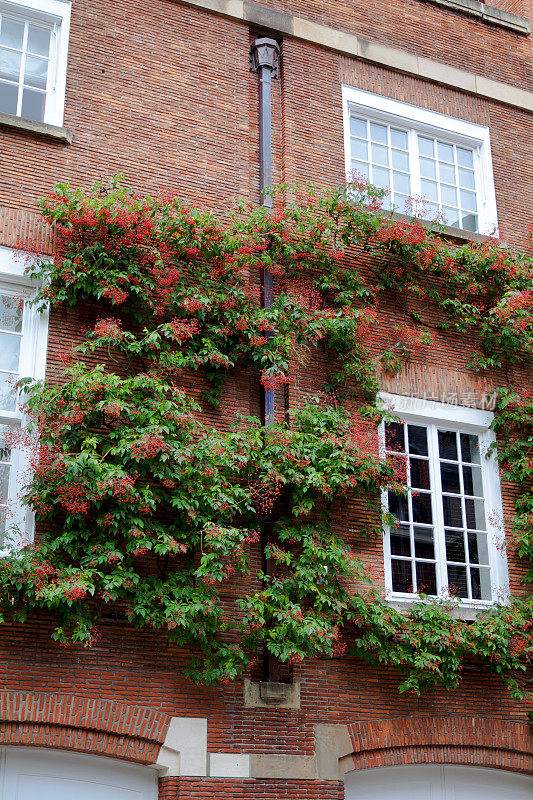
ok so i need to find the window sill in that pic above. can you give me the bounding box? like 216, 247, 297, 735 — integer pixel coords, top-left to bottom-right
0, 111, 72, 144
388, 596, 503, 620
421, 0, 531, 35
382, 208, 495, 245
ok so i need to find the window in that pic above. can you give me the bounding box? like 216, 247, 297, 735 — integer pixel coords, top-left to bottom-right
0, 245, 48, 550
380, 394, 508, 606
342, 86, 498, 235
0, 0, 71, 126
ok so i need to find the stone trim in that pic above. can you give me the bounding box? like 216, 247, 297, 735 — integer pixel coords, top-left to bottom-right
155, 716, 208, 777
422, 0, 530, 35
0, 111, 72, 143
243, 679, 301, 708
174, 0, 533, 113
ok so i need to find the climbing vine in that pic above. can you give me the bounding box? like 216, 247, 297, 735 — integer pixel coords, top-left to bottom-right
0, 176, 531, 699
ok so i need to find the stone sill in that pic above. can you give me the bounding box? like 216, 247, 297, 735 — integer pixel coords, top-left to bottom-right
0, 111, 72, 144
382, 209, 494, 245
422, 0, 531, 35
388, 597, 502, 620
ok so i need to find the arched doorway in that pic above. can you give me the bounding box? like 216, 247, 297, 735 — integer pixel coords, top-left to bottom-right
0, 747, 158, 799
345, 765, 533, 799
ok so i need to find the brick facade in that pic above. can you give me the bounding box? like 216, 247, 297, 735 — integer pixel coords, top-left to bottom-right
0, 0, 532, 797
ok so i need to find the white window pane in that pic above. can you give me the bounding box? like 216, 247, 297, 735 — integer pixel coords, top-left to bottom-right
371, 143, 389, 166
370, 121, 387, 143
0, 463, 9, 500
458, 168, 475, 189
21, 87, 45, 121
0, 373, 17, 411
350, 116, 367, 138
418, 136, 434, 157
0, 331, 21, 371
0, 295, 23, 332
372, 165, 390, 188
391, 525, 411, 556
415, 561, 437, 595
465, 498, 486, 530
392, 559, 413, 592
468, 531, 489, 565
0, 80, 17, 114
27, 24, 51, 57
439, 162, 456, 184
350, 138, 368, 161
471, 566, 491, 600
420, 179, 438, 201
394, 194, 411, 214
391, 149, 409, 170
390, 128, 408, 149
0, 505, 6, 543
419, 157, 436, 179
351, 160, 369, 180
447, 565, 468, 598
24, 54, 48, 89
457, 147, 474, 167
446, 530, 465, 562
437, 141, 454, 162
461, 213, 478, 232
441, 184, 457, 205
463, 465, 483, 496
393, 171, 410, 194
442, 207, 460, 228
0, 17, 25, 50
420, 201, 439, 218
0, 47, 21, 81
460, 189, 477, 211
460, 433, 481, 464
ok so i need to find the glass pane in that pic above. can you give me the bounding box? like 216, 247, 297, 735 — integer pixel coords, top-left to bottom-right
438, 430, 458, 460
0, 17, 24, 49
442, 207, 460, 228
421, 201, 439, 218
370, 122, 387, 143
458, 168, 475, 189
371, 143, 389, 166
460, 190, 477, 211
412, 493, 433, 524
0, 373, 17, 411
392, 559, 413, 592
0, 463, 9, 500
414, 527, 434, 559
372, 165, 390, 189
447, 565, 468, 598
467, 531, 489, 565
0, 80, 17, 114
407, 425, 428, 456
393, 171, 410, 194
446, 529, 465, 562
461, 213, 478, 232
409, 457, 430, 490
419, 157, 436, 179
388, 491, 409, 521
415, 561, 437, 595
439, 162, 456, 184
440, 462, 460, 493
350, 117, 367, 138
437, 141, 454, 162
463, 465, 483, 496
24, 54, 48, 89
441, 184, 457, 206
471, 566, 491, 600
351, 161, 369, 180
391, 149, 409, 171
0, 331, 21, 371
394, 195, 411, 215
351, 138, 368, 161
460, 433, 480, 464
385, 422, 405, 452
27, 24, 51, 57
443, 495, 463, 527
0, 505, 6, 544
391, 525, 411, 556
420, 179, 438, 202
465, 498, 486, 530
22, 88, 45, 122
418, 136, 434, 157
0, 294, 23, 332
390, 128, 408, 149
0, 47, 21, 81
457, 147, 474, 168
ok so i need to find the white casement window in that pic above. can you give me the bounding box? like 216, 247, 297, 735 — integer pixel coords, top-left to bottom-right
0, 246, 48, 551
342, 86, 498, 235
379, 394, 508, 608
0, 0, 71, 126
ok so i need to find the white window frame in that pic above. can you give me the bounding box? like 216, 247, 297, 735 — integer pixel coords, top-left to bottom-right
378, 392, 509, 611
0, 245, 48, 552
0, 0, 71, 126
342, 86, 499, 236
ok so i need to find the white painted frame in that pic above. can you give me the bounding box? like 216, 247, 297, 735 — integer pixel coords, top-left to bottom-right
342, 86, 499, 236
0, 0, 71, 126
378, 392, 509, 611
0, 246, 49, 552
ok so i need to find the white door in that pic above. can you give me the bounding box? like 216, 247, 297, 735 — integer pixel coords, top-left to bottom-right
0, 747, 158, 800
345, 765, 533, 800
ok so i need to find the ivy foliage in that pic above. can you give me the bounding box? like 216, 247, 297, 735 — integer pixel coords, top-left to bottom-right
0, 177, 531, 696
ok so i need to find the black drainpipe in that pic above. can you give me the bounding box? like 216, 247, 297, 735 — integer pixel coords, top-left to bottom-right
250, 37, 282, 684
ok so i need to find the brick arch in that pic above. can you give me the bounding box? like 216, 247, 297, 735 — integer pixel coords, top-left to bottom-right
343, 716, 533, 775
0, 690, 170, 764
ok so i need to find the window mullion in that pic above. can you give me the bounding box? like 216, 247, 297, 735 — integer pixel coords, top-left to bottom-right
429, 424, 447, 596
409, 129, 422, 217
